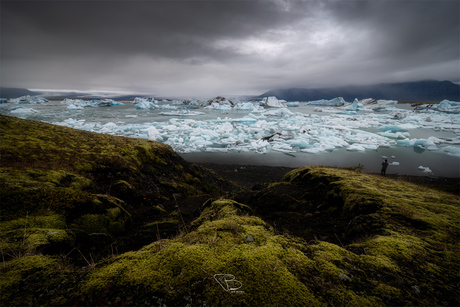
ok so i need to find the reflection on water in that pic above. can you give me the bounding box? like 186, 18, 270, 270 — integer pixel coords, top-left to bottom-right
182, 147, 460, 178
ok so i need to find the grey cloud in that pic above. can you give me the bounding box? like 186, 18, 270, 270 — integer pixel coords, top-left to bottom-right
1, 0, 458, 97
1, 1, 308, 60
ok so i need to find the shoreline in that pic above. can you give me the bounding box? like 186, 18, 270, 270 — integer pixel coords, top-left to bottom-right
196, 162, 460, 195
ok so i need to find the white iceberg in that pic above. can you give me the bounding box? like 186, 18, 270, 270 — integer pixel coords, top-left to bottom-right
135, 100, 156, 109
61, 98, 95, 108
234, 102, 261, 110
263, 108, 295, 117
10, 106, 39, 114
341, 99, 372, 112
133, 97, 157, 104
96, 99, 123, 106
9, 95, 49, 104
260, 96, 287, 108
156, 104, 178, 110
442, 146, 460, 157
159, 110, 205, 116
359, 98, 398, 111
203, 96, 234, 108
67, 104, 84, 110
418, 166, 432, 174
306, 97, 348, 107
144, 126, 164, 141
436, 99, 460, 113
285, 101, 299, 107
205, 103, 232, 110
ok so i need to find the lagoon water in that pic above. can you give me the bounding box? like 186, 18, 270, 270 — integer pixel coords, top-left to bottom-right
1, 99, 459, 178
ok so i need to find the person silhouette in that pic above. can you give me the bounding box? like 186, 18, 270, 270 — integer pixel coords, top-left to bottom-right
381, 159, 389, 175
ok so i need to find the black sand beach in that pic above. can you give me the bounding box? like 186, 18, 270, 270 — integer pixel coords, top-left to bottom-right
196, 163, 460, 195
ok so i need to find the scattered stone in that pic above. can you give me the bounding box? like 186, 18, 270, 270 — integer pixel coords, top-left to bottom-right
339, 273, 352, 282
245, 234, 254, 242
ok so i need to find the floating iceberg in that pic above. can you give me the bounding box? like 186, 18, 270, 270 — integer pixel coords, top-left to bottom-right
414, 100, 460, 113
285, 101, 299, 107
260, 96, 287, 108
10, 106, 39, 114
93, 99, 123, 106
205, 103, 232, 110
203, 96, 235, 110
67, 104, 84, 110
156, 104, 178, 110
359, 98, 398, 111
340, 99, 372, 112
159, 110, 205, 116
9, 95, 49, 104
40, 95, 459, 164
418, 166, 432, 174
234, 102, 261, 110
135, 100, 156, 109
435, 100, 460, 114
143, 126, 164, 141
306, 97, 348, 107
61, 98, 114, 108
133, 97, 157, 104
443, 146, 460, 157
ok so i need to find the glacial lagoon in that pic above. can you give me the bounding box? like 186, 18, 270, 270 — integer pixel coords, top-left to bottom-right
1, 98, 459, 177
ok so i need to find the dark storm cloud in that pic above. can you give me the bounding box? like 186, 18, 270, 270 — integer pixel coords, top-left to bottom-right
1, 0, 459, 97
325, 0, 459, 59
2, 1, 307, 60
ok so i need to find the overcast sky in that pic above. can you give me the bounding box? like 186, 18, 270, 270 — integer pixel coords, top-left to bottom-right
1, 0, 459, 98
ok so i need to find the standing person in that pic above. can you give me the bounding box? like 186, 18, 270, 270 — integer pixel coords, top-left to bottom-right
381, 159, 389, 175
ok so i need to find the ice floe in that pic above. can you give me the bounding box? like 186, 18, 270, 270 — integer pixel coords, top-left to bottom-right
414, 100, 460, 114
204, 96, 235, 108
418, 166, 433, 173
8, 95, 49, 104
260, 96, 287, 108
61, 98, 122, 109
2, 94, 458, 166
306, 97, 348, 107
159, 110, 205, 116
10, 106, 40, 114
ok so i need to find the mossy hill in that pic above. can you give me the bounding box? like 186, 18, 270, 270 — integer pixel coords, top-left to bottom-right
1, 115, 459, 306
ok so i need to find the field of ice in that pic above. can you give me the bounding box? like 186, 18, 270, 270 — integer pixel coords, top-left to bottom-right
1, 95, 459, 177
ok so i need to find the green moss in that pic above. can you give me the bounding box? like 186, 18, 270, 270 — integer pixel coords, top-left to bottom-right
0, 213, 74, 255
1, 115, 459, 306
0, 255, 76, 306
82, 200, 323, 306
354, 231, 426, 262
82, 200, 391, 306
183, 172, 201, 185
372, 283, 401, 300
71, 209, 127, 237
143, 218, 179, 228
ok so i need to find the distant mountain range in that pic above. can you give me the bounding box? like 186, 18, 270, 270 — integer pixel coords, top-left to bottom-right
2, 80, 459, 102
0, 88, 156, 100
259, 80, 460, 102
0, 87, 40, 98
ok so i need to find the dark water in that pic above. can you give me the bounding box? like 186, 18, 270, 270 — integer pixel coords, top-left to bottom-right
181, 146, 460, 178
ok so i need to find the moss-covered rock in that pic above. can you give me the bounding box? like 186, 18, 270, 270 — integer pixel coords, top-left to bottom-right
0, 115, 240, 255
81, 199, 323, 306
1, 115, 459, 306
0, 255, 80, 306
